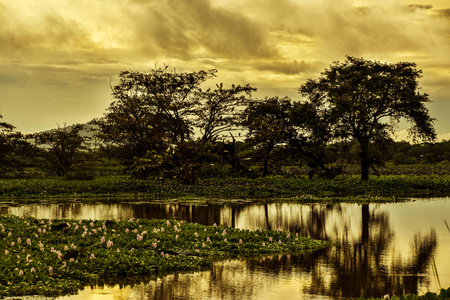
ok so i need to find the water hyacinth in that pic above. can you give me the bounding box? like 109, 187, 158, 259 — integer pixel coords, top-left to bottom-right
0, 215, 328, 298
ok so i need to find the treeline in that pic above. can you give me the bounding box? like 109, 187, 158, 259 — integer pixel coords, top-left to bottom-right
1, 57, 442, 182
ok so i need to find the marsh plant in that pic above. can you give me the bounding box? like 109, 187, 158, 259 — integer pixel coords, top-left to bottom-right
0, 215, 328, 297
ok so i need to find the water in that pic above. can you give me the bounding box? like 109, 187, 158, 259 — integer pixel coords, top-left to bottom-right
1, 197, 449, 299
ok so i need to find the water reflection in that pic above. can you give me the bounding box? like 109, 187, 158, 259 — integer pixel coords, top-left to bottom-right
1, 198, 449, 299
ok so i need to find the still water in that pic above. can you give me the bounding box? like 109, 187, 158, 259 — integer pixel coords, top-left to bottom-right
1, 198, 449, 299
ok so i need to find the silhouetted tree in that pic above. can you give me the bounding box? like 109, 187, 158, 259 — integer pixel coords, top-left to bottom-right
196, 83, 255, 144
96, 67, 255, 182
241, 97, 295, 176
300, 56, 436, 180
290, 101, 342, 179
33, 124, 87, 176
0, 114, 33, 175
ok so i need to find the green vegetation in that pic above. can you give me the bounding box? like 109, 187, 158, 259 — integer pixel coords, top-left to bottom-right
357, 287, 450, 300
0, 215, 329, 297
0, 174, 448, 201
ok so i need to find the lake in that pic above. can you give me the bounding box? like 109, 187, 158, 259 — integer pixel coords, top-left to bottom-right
1, 197, 449, 299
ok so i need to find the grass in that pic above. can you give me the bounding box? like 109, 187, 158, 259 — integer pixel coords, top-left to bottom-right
0, 174, 448, 202
0, 214, 329, 297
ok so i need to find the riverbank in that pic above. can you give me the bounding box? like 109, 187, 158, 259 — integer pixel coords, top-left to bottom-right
0, 175, 449, 202
0, 215, 329, 297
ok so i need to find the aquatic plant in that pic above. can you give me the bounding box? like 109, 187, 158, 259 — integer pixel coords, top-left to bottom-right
0, 215, 329, 297
356, 286, 450, 300
0, 174, 448, 201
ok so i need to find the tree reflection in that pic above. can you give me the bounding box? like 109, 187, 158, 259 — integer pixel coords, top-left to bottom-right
236, 203, 438, 299
2, 201, 440, 299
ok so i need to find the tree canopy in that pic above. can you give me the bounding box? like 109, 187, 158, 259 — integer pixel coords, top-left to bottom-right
299, 56, 436, 180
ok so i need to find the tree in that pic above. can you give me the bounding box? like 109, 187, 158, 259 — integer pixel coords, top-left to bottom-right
33, 124, 87, 176
0, 114, 18, 173
96, 67, 255, 182
196, 83, 256, 144
0, 114, 32, 175
241, 97, 295, 177
299, 56, 436, 180
290, 101, 343, 179
95, 67, 216, 162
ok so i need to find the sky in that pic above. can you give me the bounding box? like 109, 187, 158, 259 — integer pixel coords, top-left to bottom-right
0, 0, 449, 141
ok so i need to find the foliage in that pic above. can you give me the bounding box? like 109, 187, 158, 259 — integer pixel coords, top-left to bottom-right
241, 97, 295, 176
196, 82, 256, 143
0, 215, 329, 297
95, 67, 255, 183
32, 124, 89, 177
299, 56, 436, 180
0, 174, 448, 201
357, 286, 450, 300
0, 114, 33, 176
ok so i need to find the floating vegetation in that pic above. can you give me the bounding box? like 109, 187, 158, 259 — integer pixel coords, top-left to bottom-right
0, 174, 448, 201
0, 215, 329, 297
356, 286, 450, 300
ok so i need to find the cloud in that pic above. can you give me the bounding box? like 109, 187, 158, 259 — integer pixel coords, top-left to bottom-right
406, 4, 433, 11
128, 0, 278, 60
435, 8, 450, 18
0, 8, 90, 51
0, 0, 450, 135
253, 60, 312, 75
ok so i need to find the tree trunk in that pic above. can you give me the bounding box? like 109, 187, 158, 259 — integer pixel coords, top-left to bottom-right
360, 139, 370, 181
263, 157, 269, 177
262, 144, 273, 177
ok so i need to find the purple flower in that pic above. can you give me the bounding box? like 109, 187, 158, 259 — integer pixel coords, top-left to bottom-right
107, 240, 114, 248
49, 266, 54, 274
90, 254, 95, 260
